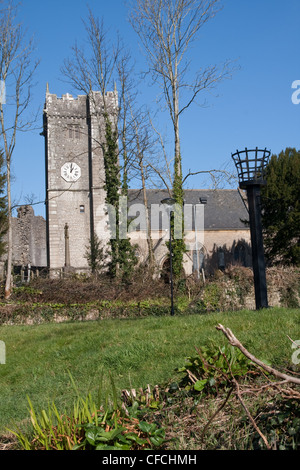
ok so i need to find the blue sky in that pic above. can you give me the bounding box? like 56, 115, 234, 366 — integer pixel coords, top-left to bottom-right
6, 0, 300, 217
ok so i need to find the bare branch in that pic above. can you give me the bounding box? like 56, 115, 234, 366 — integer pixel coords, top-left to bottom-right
219, 344, 271, 449
0, 0, 39, 298
182, 168, 236, 186
216, 324, 300, 385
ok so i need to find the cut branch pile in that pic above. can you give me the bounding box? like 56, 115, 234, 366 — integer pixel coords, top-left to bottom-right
215, 324, 300, 449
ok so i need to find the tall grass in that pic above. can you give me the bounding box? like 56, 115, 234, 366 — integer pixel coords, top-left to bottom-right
0, 307, 299, 433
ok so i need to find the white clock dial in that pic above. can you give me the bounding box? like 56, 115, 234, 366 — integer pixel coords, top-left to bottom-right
61, 162, 81, 182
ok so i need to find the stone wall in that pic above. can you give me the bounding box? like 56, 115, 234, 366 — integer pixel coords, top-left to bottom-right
194, 265, 300, 312
12, 205, 47, 267
0, 205, 47, 278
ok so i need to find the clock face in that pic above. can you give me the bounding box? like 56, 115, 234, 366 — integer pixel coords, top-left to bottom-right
61, 162, 81, 182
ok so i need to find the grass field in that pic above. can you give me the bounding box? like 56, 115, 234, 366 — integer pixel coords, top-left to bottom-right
0, 307, 299, 435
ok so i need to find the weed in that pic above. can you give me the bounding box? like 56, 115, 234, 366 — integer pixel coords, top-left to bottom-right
77, 412, 166, 450
196, 283, 222, 313
252, 398, 300, 450
8, 374, 167, 451
176, 343, 258, 394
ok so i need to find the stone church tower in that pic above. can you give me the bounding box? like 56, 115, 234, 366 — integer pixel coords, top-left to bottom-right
43, 87, 118, 277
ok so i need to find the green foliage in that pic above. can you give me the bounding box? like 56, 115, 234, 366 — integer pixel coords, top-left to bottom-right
253, 399, 300, 450
78, 416, 166, 450
1, 307, 299, 442
103, 116, 137, 279
9, 373, 167, 451
117, 237, 138, 280
170, 153, 186, 279
261, 148, 300, 265
84, 232, 106, 276
9, 392, 99, 450
196, 283, 222, 313
176, 344, 257, 394
103, 116, 120, 208
103, 115, 120, 278
12, 285, 43, 297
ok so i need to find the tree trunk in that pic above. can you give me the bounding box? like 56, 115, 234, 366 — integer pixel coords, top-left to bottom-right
173, 86, 181, 179
4, 162, 12, 299
140, 160, 155, 268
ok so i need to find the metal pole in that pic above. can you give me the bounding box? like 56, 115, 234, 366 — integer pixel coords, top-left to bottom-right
169, 210, 175, 316
194, 205, 200, 279
246, 184, 268, 309
64, 223, 70, 268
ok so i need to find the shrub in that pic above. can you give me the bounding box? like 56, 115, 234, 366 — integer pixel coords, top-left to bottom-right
196, 283, 222, 313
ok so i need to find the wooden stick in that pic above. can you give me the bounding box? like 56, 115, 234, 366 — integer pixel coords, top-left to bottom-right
216, 324, 300, 385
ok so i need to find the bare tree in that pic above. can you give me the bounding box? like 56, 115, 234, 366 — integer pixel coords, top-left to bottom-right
115, 47, 158, 268
62, 9, 142, 278
0, 1, 39, 298
129, 0, 235, 275
115, 47, 138, 192
130, 108, 157, 267
62, 8, 121, 107
129, 0, 234, 185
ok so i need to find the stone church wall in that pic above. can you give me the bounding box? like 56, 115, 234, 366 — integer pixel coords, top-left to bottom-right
12, 205, 47, 267
0, 205, 47, 279
44, 90, 118, 276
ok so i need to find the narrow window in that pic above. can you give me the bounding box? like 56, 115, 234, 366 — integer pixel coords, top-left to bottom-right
68, 125, 80, 139
75, 127, 80, 139
80, 205, 85, 213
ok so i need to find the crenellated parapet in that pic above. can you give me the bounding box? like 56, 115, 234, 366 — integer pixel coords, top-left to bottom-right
44, 90, 87, 120
88, 90, 118, 117
44, 89, 118, 120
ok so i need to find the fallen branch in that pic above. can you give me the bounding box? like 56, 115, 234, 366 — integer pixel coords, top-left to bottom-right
216, 324, 300, 385
218, 349, 271, 450
287, 335, 300, 349
199, 386, 233, 443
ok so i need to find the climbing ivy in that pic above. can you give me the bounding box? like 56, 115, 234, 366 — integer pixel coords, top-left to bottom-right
170, 153, 186, 279
103, 114, 137, 278
103, 115, 119, 277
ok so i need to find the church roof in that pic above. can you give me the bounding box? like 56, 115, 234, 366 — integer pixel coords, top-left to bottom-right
127, 188, 249, 231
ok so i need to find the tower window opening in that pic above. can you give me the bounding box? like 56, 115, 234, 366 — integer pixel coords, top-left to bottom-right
68, 125, 80, 139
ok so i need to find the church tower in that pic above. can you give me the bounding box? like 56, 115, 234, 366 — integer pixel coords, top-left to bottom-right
43, 87, 118, 277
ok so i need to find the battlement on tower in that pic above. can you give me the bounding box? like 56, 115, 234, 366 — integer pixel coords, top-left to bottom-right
44, 89, 118, 119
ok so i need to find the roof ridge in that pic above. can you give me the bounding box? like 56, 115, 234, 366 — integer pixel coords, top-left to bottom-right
127, 188, 238, 192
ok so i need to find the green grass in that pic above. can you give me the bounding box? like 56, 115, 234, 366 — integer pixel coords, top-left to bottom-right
0, 307, 299, 433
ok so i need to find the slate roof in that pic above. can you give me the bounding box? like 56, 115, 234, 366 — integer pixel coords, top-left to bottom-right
127, 188, 249, 231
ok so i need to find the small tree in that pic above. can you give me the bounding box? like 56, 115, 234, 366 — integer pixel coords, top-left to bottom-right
85, 232, 106, 277
261, 148, 300, 265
